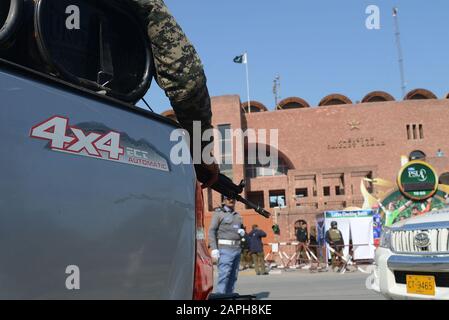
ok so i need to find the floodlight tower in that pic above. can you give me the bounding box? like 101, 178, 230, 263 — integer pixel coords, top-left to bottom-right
393, 7, 406, 98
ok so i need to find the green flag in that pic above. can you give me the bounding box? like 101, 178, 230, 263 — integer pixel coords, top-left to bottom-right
233, 53, 247, 64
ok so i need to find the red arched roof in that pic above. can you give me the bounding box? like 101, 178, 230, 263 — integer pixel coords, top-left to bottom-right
276, 97, 310, 110
361, 91, 395, 103
241, 101, 268, 113
405, 88, 437, 100
318, 94, 352, 106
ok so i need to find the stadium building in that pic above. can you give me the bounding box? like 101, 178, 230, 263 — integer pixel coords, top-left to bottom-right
162, 89, 449, 243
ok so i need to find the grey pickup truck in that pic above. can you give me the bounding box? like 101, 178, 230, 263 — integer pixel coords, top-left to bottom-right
0, 0, 213, 299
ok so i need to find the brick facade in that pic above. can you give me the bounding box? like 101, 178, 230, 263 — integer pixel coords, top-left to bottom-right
163, 91, 449, 250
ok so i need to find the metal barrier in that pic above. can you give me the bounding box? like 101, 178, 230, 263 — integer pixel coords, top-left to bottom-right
264, 242, 375, 273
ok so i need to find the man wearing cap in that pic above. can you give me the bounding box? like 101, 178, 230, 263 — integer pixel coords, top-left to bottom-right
325, 221, 345, 271
208, 197, 245, 294
248, 224, 268, 275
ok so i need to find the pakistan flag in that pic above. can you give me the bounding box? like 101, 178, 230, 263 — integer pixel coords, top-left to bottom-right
233, 53, 247, 64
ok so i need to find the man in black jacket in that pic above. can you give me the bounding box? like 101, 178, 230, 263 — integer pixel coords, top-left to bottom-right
239, 226, 251, 270
295, 220, 309, 266
248, 225, 268, 275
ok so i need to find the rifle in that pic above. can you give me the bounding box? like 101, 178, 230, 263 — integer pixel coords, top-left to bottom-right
197, 168, 271, 218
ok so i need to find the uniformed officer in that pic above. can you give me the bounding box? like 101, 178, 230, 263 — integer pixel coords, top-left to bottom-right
125, 0, 218, 186
295, 220, 309, 265
208, 197, 245, 294
325, 221, 345, 271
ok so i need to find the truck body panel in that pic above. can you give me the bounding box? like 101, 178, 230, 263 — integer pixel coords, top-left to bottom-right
0, 61, 196, 299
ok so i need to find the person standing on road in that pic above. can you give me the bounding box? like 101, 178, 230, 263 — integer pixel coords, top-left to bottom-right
208, 197, 245, 294
295, 220, 309, 266
325, 221, 345, 271
239, 226, 251, 270
248, 224, 268, 275
309, 225, 318, 258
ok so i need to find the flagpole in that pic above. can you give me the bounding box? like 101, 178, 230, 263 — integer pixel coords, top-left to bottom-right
245, 52, 251, 114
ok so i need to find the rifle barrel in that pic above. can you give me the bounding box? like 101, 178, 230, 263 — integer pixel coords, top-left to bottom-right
235, 195, 271, 218
206, 173, 271, 219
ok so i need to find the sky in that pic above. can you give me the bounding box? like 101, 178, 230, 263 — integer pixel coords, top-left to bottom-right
138, 0, 449, 114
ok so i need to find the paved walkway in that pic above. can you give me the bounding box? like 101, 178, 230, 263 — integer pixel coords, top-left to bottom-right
213, 267, 385, 300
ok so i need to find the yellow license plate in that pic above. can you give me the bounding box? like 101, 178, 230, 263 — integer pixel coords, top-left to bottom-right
406, 275, 436, 296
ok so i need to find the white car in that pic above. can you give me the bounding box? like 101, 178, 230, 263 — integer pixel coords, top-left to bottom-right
367, 209, 449, 300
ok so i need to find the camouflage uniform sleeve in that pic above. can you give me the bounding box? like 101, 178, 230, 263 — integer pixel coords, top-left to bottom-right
126, 0, 212, 137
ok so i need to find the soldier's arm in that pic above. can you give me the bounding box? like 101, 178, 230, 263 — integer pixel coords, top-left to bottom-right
126, 0, 212, 138
126, 0, 218, 186
208, 212, 222, 250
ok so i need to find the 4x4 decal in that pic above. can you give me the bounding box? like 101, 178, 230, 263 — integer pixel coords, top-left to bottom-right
30, 116, 170, 172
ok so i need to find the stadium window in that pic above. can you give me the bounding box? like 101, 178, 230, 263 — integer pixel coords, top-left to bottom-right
323, 186, 331, 197
247, 191, 264, 209
269, 190, 286, 208
419, 124, 424, 139
407, 124, 424, 140
218, 124, 233, 178
439, 172, 449, 185
365, 172, 374, 193
296, 188, 308, 198
245, 150, 289, 178
409, 150, 426, 161
335, 186, 344, 195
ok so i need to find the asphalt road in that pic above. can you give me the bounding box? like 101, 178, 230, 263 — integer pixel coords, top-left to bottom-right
214, 268, 385, 300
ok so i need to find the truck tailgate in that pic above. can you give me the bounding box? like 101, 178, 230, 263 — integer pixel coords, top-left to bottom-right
0, 63, 196, 299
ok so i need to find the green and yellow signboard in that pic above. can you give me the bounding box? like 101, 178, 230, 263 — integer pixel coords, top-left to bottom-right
397, 160, 438, 201
361, 160, 448, 227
